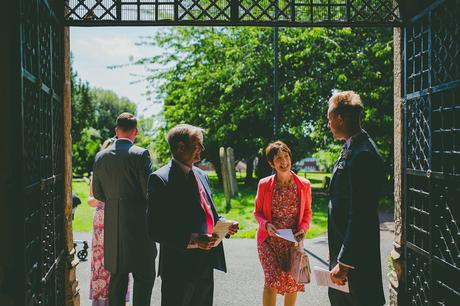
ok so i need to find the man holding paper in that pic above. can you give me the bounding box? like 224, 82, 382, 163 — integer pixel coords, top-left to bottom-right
326, 91, 386, 306
147, 124, 238, 306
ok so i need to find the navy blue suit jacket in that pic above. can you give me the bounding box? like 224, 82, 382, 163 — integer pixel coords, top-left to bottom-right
328, 131, 386, 305
147, 160, 226, 280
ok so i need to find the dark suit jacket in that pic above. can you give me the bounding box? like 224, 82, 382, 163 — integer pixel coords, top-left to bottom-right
147, 160, 226, 281
93, 138, 157, 274
328, 131, 385, 305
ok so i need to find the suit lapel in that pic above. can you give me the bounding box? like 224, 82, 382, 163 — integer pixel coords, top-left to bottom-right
329, 152, 343, 193
348, 130, 368, 151
170, 160, 187, 186
329, 131, 370, 192
170, 160, 201, 210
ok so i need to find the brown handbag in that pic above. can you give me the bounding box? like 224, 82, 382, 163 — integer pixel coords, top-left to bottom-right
288, 241, 311, 284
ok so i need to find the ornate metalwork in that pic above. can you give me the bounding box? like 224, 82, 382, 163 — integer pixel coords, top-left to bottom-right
431, 88, 460, 176
432, 0, 460, 86
406, 95, 431, 171
406, 174, 430, 253
64, 0, 402, 26
403, 0, 460, 304
405, 14, 430, 95
21, 0, 65, 305
407, 248, 431, 305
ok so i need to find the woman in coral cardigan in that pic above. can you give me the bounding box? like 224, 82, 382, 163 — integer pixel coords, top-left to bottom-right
254, 141, 312, 306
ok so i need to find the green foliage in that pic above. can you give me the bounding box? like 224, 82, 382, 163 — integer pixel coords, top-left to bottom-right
70, 61, 155, 176
136, 28, 275, 175
134, 26, 394, 187
312, 145, 341, 172
71, 64, 95, 143
91, 88, 137, 141
72, 127, 101, 176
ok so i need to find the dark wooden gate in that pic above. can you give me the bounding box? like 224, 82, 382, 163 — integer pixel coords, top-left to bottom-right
0, 0, 66, 305
21, 0, 66, 304
402, 0, 460, 304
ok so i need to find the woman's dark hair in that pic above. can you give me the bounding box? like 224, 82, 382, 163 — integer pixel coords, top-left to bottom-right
265, 141, 292, 164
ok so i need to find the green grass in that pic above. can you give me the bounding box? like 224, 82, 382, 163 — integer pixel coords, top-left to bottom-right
73, 180, 94, 232
208, 172, 328, 239
297, 171, 330, 189
72, 171, 330, 238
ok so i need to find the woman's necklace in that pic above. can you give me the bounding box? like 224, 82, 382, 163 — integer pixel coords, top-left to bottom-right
277, 174, 293, 187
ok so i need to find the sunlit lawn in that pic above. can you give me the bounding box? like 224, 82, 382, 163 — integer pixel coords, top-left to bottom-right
73, 172, 330, 239
72, 179, 93, 232
208, 172, 328, 239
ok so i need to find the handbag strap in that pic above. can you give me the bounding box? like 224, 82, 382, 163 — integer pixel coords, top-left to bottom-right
297, 239, 304, 250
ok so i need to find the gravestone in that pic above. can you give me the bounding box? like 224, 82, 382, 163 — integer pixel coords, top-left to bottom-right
219, 147, 232, 211
226, 147, 238, 196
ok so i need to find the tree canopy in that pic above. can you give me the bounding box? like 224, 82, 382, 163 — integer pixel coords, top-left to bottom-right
135, 27, 393, 182
71, 64, 150, 176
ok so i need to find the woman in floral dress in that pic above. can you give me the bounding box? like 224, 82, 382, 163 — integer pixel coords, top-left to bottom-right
88, 138, 130, 306
254, 141, 312, 306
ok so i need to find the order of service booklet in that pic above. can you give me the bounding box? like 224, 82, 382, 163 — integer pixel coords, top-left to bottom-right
313, 266, 350, 293
274, 228, 298, 245
188, 219, 236, 249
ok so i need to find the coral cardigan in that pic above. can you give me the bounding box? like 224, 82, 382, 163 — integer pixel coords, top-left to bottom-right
254, 172, 312, 245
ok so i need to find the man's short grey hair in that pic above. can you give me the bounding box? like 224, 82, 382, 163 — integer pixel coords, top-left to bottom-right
166, 124, 204, 152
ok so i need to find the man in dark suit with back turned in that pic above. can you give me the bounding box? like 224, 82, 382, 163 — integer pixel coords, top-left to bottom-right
93, 112, 157, 306
326, 91, 386, 306
147, 124, 238, 306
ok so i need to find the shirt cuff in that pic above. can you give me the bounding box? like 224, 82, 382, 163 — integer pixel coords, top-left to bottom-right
338, 261, 355, 269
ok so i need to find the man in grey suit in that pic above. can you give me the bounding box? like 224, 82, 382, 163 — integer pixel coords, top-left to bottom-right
93, 112, 157, 306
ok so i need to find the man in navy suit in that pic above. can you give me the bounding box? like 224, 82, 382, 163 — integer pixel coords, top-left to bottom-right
147, 124, 238, 306
326, 91, 386, 306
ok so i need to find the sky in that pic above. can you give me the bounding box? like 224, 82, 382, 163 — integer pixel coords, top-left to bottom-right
70, 26, 165, 117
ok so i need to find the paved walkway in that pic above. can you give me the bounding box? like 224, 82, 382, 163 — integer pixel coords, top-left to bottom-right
74, 212, 394, 306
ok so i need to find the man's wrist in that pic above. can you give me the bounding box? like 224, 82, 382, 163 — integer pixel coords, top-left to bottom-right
187, 233, 199, 248
338, 261, 354, 270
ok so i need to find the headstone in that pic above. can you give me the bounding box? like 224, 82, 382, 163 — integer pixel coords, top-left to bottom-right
219, 147, 232, 211
226, 147, 238, 196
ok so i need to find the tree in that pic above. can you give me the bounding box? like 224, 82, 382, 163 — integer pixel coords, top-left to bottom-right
71, 64, 95, 143
70, 57, 97, 176
72, 127, 101, 176
91, 88, 137, 142
135, 27, 393, 186
70, 72, 140, 176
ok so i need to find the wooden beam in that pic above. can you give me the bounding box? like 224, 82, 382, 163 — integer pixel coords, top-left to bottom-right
63, 25, 81, 306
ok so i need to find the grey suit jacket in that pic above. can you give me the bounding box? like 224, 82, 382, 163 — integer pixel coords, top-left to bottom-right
93, 138, 157, 274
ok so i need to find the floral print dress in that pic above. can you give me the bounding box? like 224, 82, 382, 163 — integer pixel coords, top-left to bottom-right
90, 201, 130, 305
257, 182, 304, 295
